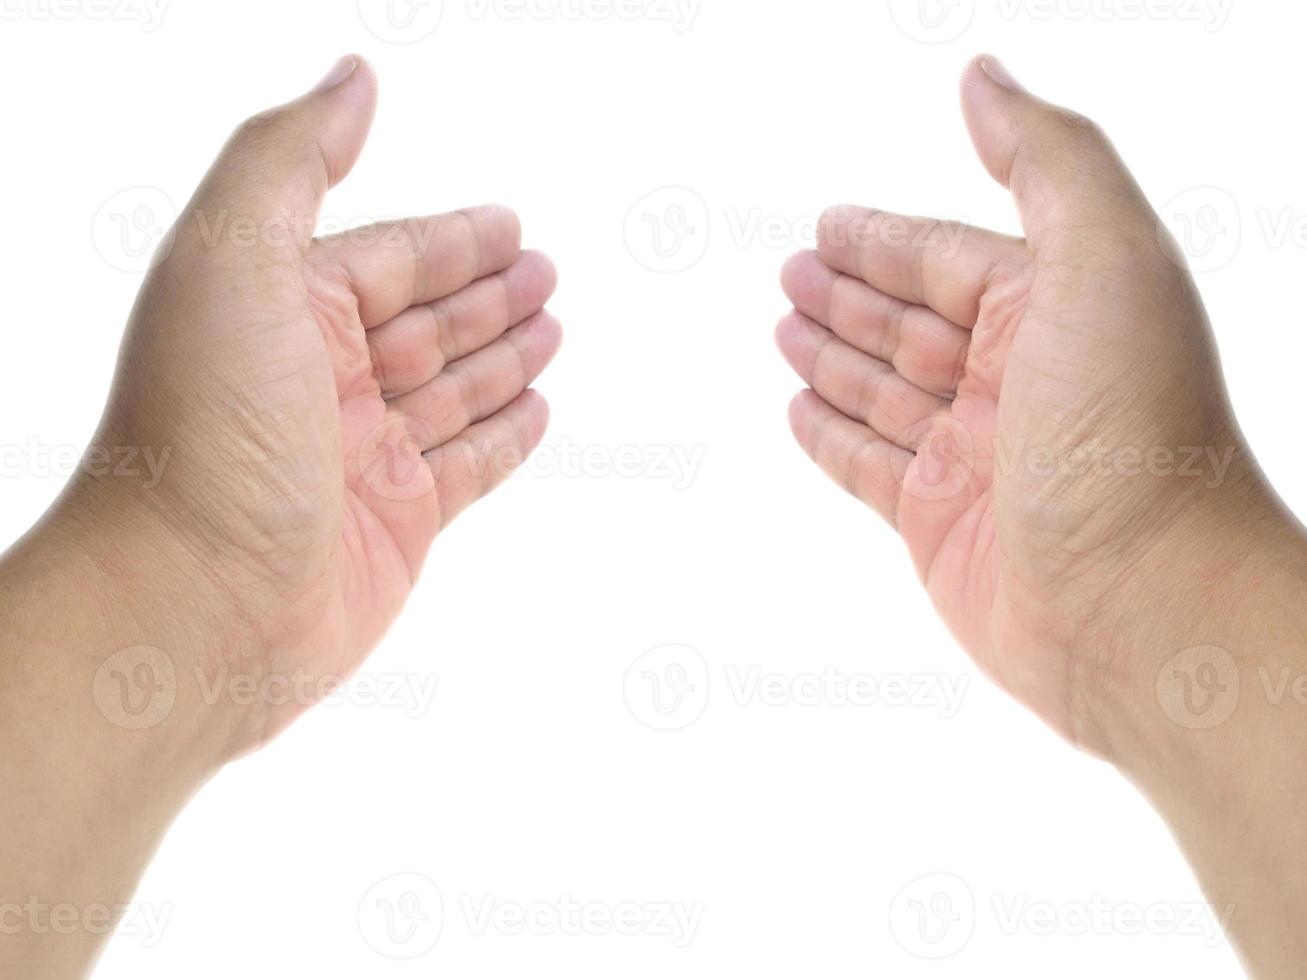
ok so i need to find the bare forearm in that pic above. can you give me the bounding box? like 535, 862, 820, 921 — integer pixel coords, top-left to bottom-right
0, 512, 238, 978
1096, 516, 1307, 979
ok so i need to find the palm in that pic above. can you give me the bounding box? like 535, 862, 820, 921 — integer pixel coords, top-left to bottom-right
276, 265, 440, 695
897, 269, 1024, 711
897, 257, 1108, 736
780, 60, 1244, 747
94, 67, 558, 747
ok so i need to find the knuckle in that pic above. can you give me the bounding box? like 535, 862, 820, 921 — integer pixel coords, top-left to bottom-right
1052, 108, 1106, 147
231, 109, 286, 149
818, 205, 862, 248
880, 382, 917, 432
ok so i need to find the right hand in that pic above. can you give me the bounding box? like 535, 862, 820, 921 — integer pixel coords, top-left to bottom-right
778, 55, 1285, 755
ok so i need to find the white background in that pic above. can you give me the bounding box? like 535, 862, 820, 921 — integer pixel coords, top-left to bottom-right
0, 0, 1295, 976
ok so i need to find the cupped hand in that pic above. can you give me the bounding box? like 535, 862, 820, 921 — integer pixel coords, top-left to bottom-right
63, 56, 560, 750
778, 56, 1280, 753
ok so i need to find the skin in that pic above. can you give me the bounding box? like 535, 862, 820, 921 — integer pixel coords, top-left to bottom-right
0, 50, 1303, 980
0, 56, 559, 978
779, 56, 1307, 978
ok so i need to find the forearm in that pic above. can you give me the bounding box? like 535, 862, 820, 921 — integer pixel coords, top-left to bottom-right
0, 507, 240, 979
1091, 509, 1307, 979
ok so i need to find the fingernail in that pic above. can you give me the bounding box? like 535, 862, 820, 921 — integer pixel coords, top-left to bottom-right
312, 55, 358, 94
980, 55, 1025, 93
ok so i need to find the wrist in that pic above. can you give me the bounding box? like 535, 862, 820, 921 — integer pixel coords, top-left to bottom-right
1066, 495, 1307, 977
1074, 490, 1307, 781
0, 494, 262, 778
0, 496, 260, 977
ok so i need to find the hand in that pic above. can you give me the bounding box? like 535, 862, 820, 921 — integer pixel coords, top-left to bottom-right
57, 55, 561, 752
779, 59, 1307, 976
778, 55, 1286, 755
0, 56, 561, 979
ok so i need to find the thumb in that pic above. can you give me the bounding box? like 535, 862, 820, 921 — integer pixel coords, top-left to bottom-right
960, 55, 1155, 257
178, 55, 377, 254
